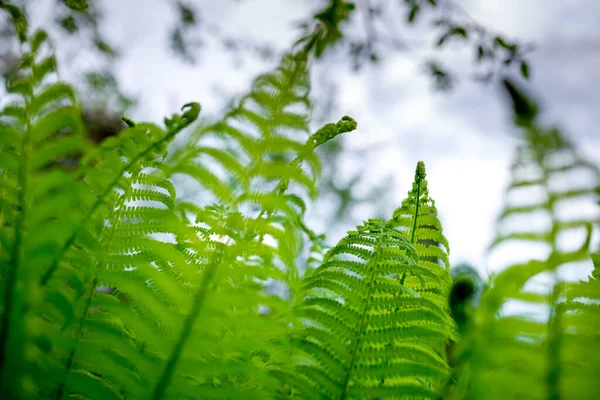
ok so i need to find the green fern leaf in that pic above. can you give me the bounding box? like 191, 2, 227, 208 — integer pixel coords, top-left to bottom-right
0, 25, 91, 399
390, 162, 451, 290
453, 79, 600, 400
286, 213, 452, 399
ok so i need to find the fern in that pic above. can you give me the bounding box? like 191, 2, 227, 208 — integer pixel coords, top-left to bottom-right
280, 162, 454, 399
54, 107, 200, 399
389, 162, 453, 314
3, 2, 599, 400
0, 18, 91, 398
556, 256, 600, 398
1, 7, 206, 399
451, 79, 600, 400
49, 35, 356, 399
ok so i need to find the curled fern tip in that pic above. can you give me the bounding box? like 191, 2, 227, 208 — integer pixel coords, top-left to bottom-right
181, 102, 201, 122
309, 115, 357, 147
121, 116, 136, 127
336, 115, 357, 133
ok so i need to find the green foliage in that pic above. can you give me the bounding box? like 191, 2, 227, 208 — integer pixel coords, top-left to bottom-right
389, 162, 451, 291
304, 0, 356, 58
450, 80, 600, 400
2, 6, 361, 399
276, 163, 455, 399
61, 0, 89, 13
0, 23, 91, 398
0, 2, 28, 42
0, 3, 599, 400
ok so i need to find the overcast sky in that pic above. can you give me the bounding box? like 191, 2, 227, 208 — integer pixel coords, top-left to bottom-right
40, 0, 600, 276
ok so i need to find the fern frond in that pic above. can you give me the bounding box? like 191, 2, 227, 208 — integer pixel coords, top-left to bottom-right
148, 112, 356, 399
169, 52, 316, 204
389, 162, 452, 292
0, 21, 91, 398
111, 44, 356, 398
285, 214, 453, 399
51, 105, 204, 399
452, 79, 600, 400
0, 10, 203, 398
40, 102, 200, 287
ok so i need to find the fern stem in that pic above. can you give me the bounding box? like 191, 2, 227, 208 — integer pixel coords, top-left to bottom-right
151, 250, 225, 400
409, 169, 423, 245
528, 125, 564, 400
531, 126, 564, 400
546, 281, 562, 400
340, 228, 384, 400
400, 163, 422, 286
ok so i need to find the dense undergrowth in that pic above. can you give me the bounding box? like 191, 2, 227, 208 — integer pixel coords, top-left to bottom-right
0, 1, 599, 399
